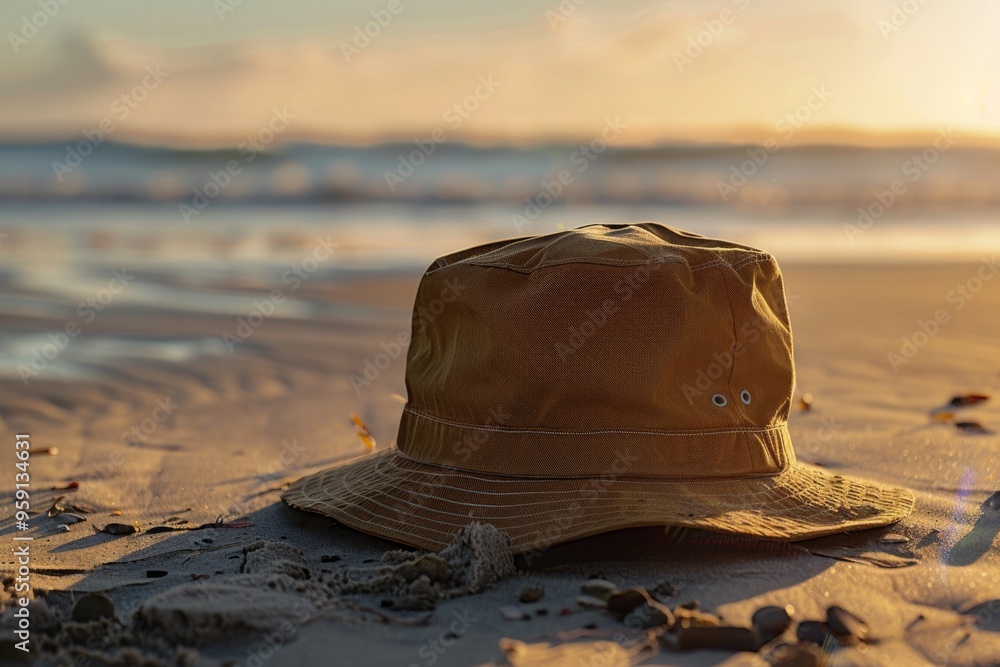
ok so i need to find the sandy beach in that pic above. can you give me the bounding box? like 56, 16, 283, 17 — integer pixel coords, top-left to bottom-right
1, 255, 998, 666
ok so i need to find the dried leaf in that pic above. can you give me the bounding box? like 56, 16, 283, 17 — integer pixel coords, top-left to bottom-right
948, 393, 990, 407
350, 412, 377, 451
955, 421, 995, 435
46, 496, 66, 517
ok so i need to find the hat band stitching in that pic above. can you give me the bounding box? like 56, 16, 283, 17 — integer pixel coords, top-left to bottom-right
402, 404, 787, 437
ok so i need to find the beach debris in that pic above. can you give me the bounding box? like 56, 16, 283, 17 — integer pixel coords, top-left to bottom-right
194, 537, 214, 547
96, 522, 140, 536
768, 643, 821, 667
752, 604, 794, 642
50, 481, 79, 491
145, 570, 169, 578
390, 393, 407, 405
623, 600, 674, 629
931, 411, 956, 422
807, 545, 918, 568
795, 621, 831, 645
36, 447, 59, 455
581, 579, 618, 601
111, 509, 122, 516
576, 595, 607, 608
349, 412, 377, 451
826, 605, 868, 641
651, 580, 678, 599
672, 605, 722, 628
72, 592, 116, 623
946, 393, 990, 408
45, 496, 67, 517
55, 513, 87, 525
519, 585, 544, 603
879, 533, 910, 544
676, 625, 760, 651
797, 393, 813, 412
985, 491, 1000, 510
954, 421, 994, 435
500, 638, 633, 667
606, 588, 652, 615
501, 605, 530, 621
961, 600, 1000, 631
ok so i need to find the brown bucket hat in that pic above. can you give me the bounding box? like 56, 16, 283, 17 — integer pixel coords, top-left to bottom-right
283, 222, 914, 553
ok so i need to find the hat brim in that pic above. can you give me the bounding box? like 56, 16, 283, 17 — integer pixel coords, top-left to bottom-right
282, 449, 914, 554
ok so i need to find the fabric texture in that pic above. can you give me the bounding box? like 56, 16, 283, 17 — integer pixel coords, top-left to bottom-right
283, 222, 914, 553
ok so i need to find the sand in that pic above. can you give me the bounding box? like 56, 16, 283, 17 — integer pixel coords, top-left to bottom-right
1, 262, 999, 666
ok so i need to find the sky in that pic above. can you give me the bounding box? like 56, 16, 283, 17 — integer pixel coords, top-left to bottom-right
2, 0, 1000, 146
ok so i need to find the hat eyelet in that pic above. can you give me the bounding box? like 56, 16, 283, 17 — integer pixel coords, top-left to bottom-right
740, 389, 752, 405
711, 393, 728, 407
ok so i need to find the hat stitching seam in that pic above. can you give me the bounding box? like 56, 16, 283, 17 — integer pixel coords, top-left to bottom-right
402, 405, 787, 437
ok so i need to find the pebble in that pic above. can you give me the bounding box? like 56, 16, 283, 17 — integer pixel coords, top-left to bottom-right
606, 589, 652, 615
72, 592, 115, 623
581, 579, 618, 601
652, 580, 678, 598
97, 523, 139, 536
576, 595, 608, 609
752, 605, 794, 641
501, 605, 530, 621
826, 606, 868, 641
676, 626, 760, 651
879, 534, 910, 544
519, 585, 544, 603
623, 601, 674, 629
795, 621, 831, 645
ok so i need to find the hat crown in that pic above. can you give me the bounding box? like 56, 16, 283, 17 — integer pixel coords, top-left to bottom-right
397, 223, 796, 479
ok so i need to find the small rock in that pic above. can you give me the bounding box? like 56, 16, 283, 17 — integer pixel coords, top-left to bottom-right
623, 601, 674, 629
652, 581, 678, 598
581, 579, 618, 601
56, 513, 87, 525
677, 626, 760, 651
576, 595, 607, 609
985, 491, 1000, 510
72, 593, 115, 623
752, 605, 794, 641
826, 606, 868, 641
606, 589, 652, 615
97, 523, 139, 536
501, 605, 529, 621
519, 585, 544, 603
795, 621, 831, 645
879, 534, 910, 544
